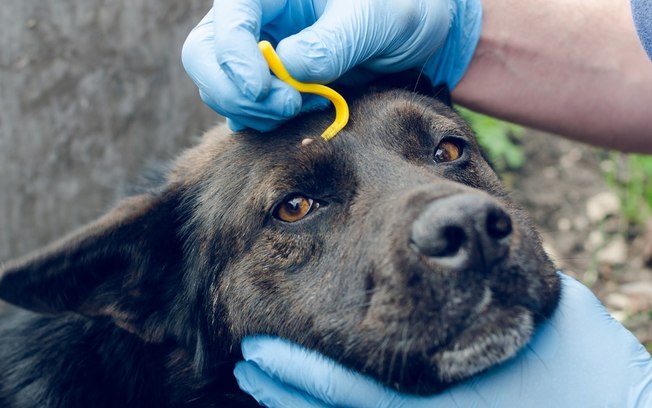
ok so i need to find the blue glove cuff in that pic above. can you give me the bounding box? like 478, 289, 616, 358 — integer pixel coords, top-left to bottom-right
425, 0, 482, 89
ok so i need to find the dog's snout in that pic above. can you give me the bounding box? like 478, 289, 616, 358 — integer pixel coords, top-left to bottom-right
409, 193, 512, 269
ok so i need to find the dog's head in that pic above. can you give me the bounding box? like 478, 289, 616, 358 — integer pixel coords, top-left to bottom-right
0, 85, 560, 394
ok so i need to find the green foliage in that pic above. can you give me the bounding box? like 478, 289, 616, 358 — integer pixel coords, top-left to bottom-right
601, 152, 652, 224
453, 107, 652, 227
456, 106, 525, 171
645, 341, 652, 353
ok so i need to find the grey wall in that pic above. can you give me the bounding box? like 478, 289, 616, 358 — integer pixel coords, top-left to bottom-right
0, 1, 219, 261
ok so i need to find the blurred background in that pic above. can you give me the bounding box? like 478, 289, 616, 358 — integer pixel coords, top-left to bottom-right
0, 0, 216, 261
1, 1, 651, 349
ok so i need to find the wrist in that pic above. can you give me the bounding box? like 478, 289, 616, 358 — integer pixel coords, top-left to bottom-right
424, 0, 483, 89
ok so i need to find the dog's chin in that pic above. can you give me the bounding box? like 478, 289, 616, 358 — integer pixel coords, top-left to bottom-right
431, 304, 533, 384
379, 302, 535, 395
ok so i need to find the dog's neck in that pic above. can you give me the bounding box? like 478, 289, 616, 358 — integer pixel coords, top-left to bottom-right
0, 311, 253, 407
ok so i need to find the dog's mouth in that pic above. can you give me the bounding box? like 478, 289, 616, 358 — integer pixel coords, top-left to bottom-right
350, 283, 540, 394
430, 300, 534, 384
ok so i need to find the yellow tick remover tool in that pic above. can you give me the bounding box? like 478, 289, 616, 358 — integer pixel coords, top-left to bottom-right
258, 40, 349, 141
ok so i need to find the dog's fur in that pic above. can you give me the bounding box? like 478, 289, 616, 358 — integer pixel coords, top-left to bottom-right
0, 82, 560, 407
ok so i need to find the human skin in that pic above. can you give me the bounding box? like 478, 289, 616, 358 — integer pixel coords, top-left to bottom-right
453, 0, 652, 153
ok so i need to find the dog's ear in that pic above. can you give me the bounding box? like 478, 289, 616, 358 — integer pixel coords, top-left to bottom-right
0, 189, 185, 342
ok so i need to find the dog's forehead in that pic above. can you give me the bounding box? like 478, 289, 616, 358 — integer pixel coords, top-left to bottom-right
170, 89, 468, 193
348, 89, 462, 137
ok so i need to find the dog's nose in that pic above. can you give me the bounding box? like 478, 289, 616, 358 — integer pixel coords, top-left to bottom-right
409, 193, 512, 269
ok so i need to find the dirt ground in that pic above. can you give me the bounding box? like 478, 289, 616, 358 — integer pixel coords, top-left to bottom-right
508, 129, 652, 350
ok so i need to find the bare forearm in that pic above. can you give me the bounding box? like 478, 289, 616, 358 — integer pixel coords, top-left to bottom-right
453, 0, 652, 153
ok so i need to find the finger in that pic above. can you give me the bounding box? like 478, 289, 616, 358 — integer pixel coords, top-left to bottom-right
361, 0, 452, 72
299, 94, 330, 113
226, 95, 329, 131
241, 336, 423, 408
276, 8, 357, 84
270, 0, 422, 83
198, 73, 302, 132
552, 273, 649, 356
182, 11, 221, 94
212, 0, 287, 101
218, 90, 331, 132
226, 118, 247, 132
234, 361, 332, 408
277, 0, 395, 83
184, 12, 301, 131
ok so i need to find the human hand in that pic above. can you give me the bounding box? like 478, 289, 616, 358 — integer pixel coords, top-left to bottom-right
182, 0, 481, 131
234, 273, 652, 407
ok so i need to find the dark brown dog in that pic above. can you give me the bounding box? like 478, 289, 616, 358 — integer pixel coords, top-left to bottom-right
0, 84, 560, 407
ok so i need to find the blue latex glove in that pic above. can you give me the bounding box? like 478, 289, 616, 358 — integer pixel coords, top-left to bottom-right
182, 0, 482, 131
234, 273, 652, 407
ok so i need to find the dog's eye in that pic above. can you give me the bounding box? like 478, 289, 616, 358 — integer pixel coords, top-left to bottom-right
434, 139, 462, 163
274, 194, 318, 223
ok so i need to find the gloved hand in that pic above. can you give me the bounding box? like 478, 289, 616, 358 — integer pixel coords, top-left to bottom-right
182, 0, 482, 131
234, 273, 652, 407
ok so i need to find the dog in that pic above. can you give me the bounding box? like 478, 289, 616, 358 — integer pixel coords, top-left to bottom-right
0, 80, 560, 407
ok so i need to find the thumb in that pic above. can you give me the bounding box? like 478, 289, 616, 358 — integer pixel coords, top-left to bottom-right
275, 0, 381, 84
